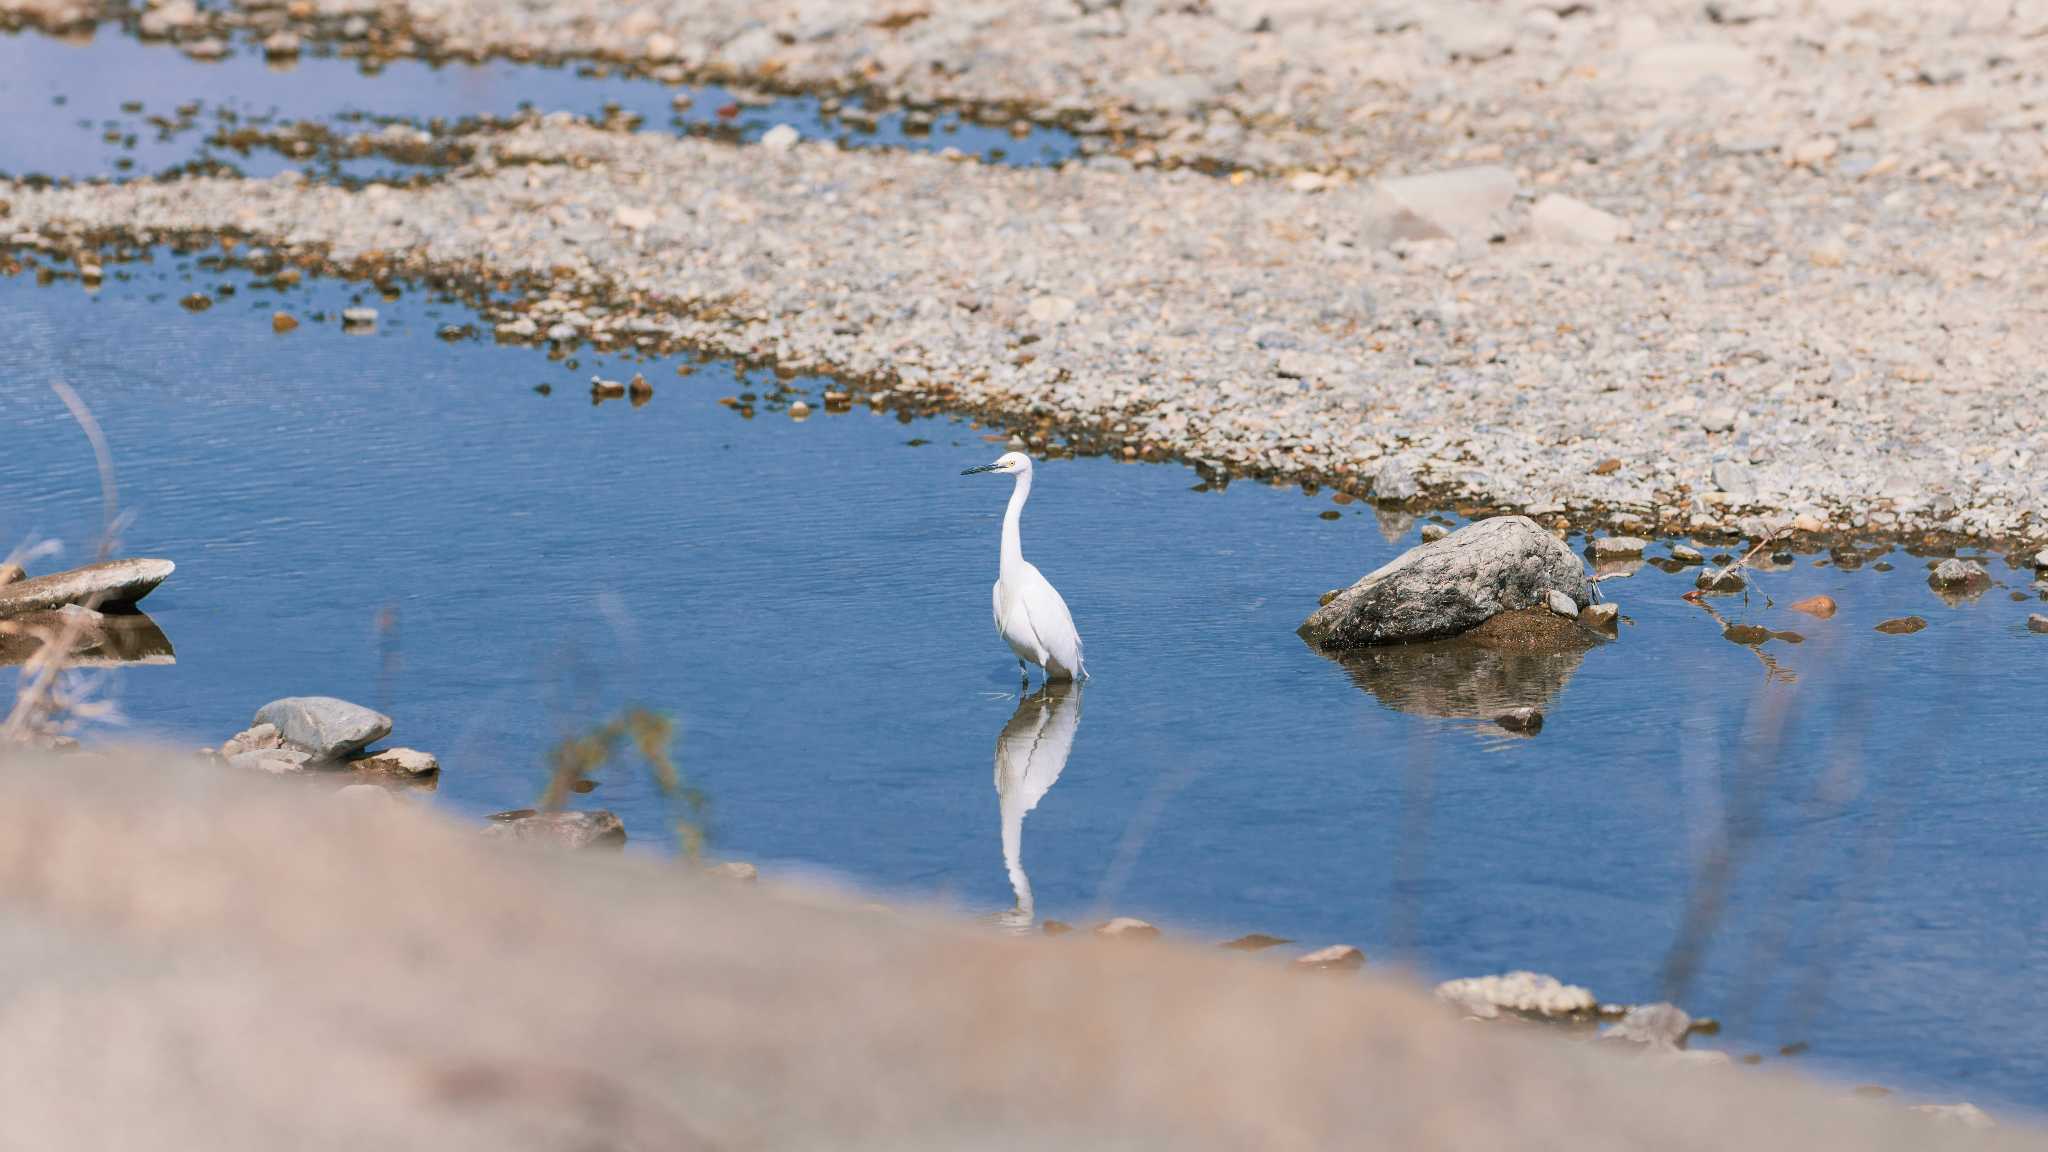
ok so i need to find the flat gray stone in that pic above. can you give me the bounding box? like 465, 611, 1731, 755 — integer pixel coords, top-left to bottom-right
1589, 536, 1646, 559
1602, 1002, 1692, 1048
0, 558, 174, 617
1545, 590, 1578, 618
1929, 558, 1989, 588
254, 696, 392, 759
480, 809, 626, 850
1301, 516, 1592, 648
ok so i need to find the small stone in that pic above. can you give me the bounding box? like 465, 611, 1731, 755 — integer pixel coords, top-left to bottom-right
349, 747, 438, 777
2027, 614, 2048, 634
1027, 295, 1076, 324
1602, 1002, 1692, 1048
1928, 558, 1988, 589
1789, 136, 1839, 168
1582, 602, 1618, 629
1364, 166, 1517, 246
789, 400, 812, 419
496, 317, 538, 339
254, 696, 392, 759
219, 722, 282, 758
1496, 706, 1543, 733
271, 311, 298, 332
1700, 406, 1738, 433
1531, 194, 1630, 245
1590, 536, 1646, 559
760, 123, 800, 151
1592, 458, 1621, 475
480, 809, 626, 850
591, 376, 626, 398
0, 564, 23, 587
1545, 589, 1578, 618
1221, 933, 1291, 951
341, 306, 377, 328
1671, 545, 1705, 563
229, 747, 313, 773
1294, 945, 1366, 970
1695, 568, 1745, 593
180, 293, 211, 312
1911, 1103, 1995, 1129
1875, 616, 1926, 635
261, 30, 300, 58
1420, 523, 1448, 542
1789, 595, 1837, 618
706, 860, 759, 882
1791, 513, 1826, 532
1711, 459, 1755, 499
1372, 458, 1420, 502
1436, 971, 1594, 1019
613, 205, 656, 230
547, 322, 578, 342
628, 373, 653, 400
1095, 917, 1160, 939
183, 37, 227, 60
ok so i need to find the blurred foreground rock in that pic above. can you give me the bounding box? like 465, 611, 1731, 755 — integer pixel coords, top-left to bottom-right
0, 746, 2024, 1150
0, 558, 174, 617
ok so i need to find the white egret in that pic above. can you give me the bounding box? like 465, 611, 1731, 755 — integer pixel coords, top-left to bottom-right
960, 452, 1087, 685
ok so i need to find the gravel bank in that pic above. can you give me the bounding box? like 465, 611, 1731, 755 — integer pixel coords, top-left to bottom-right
6, 114, 2044, 542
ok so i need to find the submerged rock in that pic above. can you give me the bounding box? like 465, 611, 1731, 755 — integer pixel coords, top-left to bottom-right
1875, 615, 1927, 635
1300, 516, 1591, 649
1601, 1003, 1692, 1049
2027, 613, 2048, 634
1220, 933, 1292, 951
481, 809, 626, 850
254, 696, 393, 759
0, 558, 174, 617
1436, 971, 1596, 1020
1496, 706, 1543, 734
1788, 595, 1837, 618
1694, 567, 1745, 593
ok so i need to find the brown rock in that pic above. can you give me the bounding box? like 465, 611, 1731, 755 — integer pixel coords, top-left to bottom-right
1592, 458, 1622, 476
1788, 595, 1836, 619
1874, 616, 1926, 635
272, 311, 299, 333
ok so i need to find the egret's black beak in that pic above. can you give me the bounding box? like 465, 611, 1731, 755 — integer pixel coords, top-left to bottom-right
960, 463, 1000, 475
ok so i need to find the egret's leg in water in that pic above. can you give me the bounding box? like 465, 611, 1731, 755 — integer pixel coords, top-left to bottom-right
1018, 660, 1029, 690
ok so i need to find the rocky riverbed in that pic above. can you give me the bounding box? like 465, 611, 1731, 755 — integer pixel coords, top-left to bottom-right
4, 0, 2048, 545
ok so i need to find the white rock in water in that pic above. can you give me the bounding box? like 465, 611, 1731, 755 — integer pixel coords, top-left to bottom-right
1583, 602, 1619, 628
1436, 971, 1596, 1019
1364, 165, 1518, 245
1589, 536, 1647, 558
496, 317, 538, 339
760, 123, 801, 151
341, 306, 378, 327
1530, 194, 1630, 245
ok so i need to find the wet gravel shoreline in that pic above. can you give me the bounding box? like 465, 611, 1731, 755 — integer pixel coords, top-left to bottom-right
4, 0, 2047, 550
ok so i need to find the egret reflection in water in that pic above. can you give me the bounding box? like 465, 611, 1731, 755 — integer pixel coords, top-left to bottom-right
991, 682, 1082, 932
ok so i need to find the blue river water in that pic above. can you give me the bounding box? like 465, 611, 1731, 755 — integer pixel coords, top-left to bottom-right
1, 251, 2042, 1112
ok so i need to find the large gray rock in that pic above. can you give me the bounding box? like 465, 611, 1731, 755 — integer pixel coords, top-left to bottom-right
1301, 517, 1592, 648
0, 558, 174, 617
254, 697, 392, 759
480, 809, 626, 850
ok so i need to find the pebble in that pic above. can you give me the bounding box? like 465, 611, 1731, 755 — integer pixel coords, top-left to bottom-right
789, 399, 811, 418
1496, 706, 1543, 733
590, 376, 626, 397
1928, 558, 1988, 588
1875, 616, 1927, 635
1788, 595, 1837, 619
1671, 545, 1705, 564
1700, 406, 1738, 434
1589, 536, 1646, 559
340, 306, 377, 328
1582, 602, 1618, 629
1094, 917, 1160, 939
760, 123, 800, 152
1220, 933, 1291, 951
1294, 945, 1366, 971
1420, 523, 1447, 542
2027, 613, 2048, 634
1544, 589, 1578, 619
261, 30, 301, 58
349, 747, 439, 776
271, 311, 298, 332
1530, 194, 1629, 246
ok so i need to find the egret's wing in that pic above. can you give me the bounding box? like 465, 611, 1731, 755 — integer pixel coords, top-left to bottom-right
1022, 572, 1085, 676
991, 581, 1002, 631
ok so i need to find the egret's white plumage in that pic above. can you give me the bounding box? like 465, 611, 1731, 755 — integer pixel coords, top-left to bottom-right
961, 451, 1087, 684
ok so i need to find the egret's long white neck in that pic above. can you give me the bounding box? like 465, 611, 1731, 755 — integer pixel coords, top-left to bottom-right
1000, 469, 1031, 576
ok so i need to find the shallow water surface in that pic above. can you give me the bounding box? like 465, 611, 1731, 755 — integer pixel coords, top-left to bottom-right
1, 254, 2045, 1111
0, 27, 1076, 180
